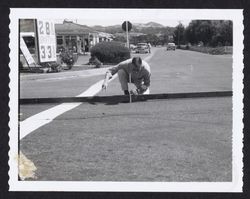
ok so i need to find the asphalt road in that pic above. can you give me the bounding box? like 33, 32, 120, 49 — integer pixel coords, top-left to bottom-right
19, 48, 233, 182
20, 50, 151, 99
19, 48, 232, 120
99, 48, 232, 96
20, 47, 232, 99
20, 97, 232, 181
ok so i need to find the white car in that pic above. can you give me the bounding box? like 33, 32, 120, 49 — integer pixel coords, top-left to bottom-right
136, 43, 150, 54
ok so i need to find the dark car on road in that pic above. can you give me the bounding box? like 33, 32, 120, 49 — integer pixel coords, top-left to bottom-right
166, 43, 176, 51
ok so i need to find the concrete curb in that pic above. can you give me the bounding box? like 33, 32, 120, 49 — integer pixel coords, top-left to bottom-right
20, 91, 232, 105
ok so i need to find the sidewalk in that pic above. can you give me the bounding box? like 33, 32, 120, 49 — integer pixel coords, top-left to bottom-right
20, 66, 110, 81
68, 54, 102, 71
20, 53, 111, 77
73, 54, 90, 66
20, 50, 154, 74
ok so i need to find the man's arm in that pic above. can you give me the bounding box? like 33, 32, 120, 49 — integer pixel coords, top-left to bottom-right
102, 59, 131, 90
135, 72, 151, 94
143, 72, 151, 88
108, 59, 131, 75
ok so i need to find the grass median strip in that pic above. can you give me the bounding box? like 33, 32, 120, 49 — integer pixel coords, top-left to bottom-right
20, 91, 232, 105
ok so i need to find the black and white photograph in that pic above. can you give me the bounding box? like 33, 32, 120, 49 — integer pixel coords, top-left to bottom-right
8, 8, 243, 192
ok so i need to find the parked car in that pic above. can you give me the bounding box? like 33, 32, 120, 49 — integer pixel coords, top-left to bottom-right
136, 43, 150, 54
130, 44, 137, 53
130, 44, 136, 50
166, 43, 176, 51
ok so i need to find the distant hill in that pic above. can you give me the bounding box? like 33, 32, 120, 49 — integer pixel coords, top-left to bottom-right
145, 22, 165, 27
91, 22, 175, 36
134, 22, 165, 29
92, 25, 123, 34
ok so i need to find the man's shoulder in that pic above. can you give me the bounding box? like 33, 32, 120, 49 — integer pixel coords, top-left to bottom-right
120, 58, 132, 65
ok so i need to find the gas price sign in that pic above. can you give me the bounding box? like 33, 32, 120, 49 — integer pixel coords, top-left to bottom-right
36, 19, 57, 63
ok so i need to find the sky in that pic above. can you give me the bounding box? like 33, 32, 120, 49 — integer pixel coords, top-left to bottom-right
53, 9, 191, 27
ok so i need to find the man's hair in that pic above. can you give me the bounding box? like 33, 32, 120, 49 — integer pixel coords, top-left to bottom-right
132, 57, 142, 66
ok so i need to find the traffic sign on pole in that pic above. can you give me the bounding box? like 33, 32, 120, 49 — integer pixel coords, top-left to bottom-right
122, 21, 132, 48
122, 21, 132, 32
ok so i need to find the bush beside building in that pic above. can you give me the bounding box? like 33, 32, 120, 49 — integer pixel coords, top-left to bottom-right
90, 42, 130, 64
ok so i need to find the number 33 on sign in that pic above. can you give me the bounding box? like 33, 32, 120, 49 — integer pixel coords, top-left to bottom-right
36, 19, 57, 63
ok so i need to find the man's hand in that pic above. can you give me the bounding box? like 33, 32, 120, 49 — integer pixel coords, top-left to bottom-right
102, 71, 112, 91
102, 80, 108, 90
136, 85, 148, 94
130, 89, 139, 95
130, 85, 148, 95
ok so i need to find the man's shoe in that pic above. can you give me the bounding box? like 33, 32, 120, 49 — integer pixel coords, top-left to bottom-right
124, 90, 129, 95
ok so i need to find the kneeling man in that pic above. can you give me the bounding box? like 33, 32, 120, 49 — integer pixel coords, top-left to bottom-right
102, 57, 151, 95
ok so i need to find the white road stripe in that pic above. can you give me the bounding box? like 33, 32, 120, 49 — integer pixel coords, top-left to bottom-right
20, 74, 117, 140
20, 51, 155, 140
77, 74, 117, 97
20, 103, 81, 140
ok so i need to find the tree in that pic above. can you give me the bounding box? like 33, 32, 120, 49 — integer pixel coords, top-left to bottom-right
113, 35, 126, 43
184, 20, 232, 47
211, 20, 232, 46
157, 34, 169, 46
131, 34, 160, 45
174, 23, 185, 46
185, 22, 197, 44
196, 21, 213, 45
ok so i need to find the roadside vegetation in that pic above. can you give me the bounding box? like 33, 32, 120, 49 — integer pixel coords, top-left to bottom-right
179, 45, 232, 55
114, 20, 232, 55
90, 41, 130, 64
174, 20, 232, 55
175, 20, 232, 47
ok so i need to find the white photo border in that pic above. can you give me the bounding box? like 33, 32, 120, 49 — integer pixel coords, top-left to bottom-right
9, 8, 244, 192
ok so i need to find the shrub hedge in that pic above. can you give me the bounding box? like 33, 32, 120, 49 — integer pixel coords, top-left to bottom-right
179, 45, 232, 55
90, 41, 130, 64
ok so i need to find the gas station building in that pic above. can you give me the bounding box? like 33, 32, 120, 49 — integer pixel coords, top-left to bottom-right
20, 19, 114, 55
55, 20, 114, 54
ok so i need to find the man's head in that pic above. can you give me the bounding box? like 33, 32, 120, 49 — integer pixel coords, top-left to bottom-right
132, 57, 142, 72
